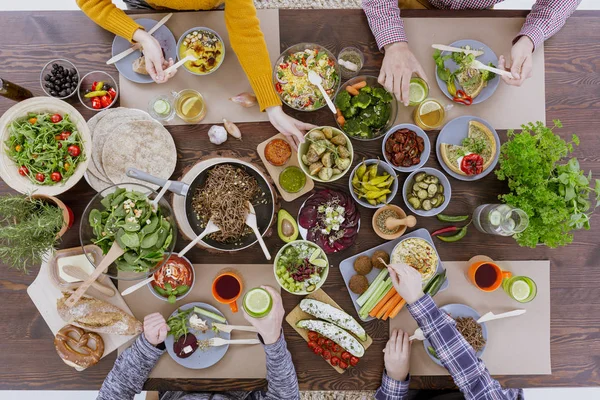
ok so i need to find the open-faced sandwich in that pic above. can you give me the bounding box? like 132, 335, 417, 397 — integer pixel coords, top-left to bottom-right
440, 120, 496, 176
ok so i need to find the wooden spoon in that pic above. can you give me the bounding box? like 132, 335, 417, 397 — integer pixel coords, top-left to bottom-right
64, 242, 125, 308
385, 215, 417, 231
62, 265, 115, 297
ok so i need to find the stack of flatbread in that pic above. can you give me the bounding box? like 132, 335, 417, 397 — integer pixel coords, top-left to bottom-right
85, 108, 177, 192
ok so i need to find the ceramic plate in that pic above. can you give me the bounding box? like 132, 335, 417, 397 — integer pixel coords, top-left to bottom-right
436, 115, 500, 181
435, 39, 500, 105
165, 302, 230, 369
423, 303, 488, 367
297, 194, 361, 244
111, 18, 177, 84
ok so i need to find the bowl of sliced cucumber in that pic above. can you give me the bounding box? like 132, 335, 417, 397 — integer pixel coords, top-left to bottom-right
274, 240, 329, 295
403, 168, 451, 217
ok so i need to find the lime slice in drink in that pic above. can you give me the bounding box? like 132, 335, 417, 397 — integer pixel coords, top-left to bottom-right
243, 288, 272, 318
419, 100, 441, 116
409, 80, 427, 105
153, 99, 170, 116
510, 280, 531, 301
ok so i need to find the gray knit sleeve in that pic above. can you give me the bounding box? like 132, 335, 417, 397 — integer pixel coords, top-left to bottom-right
97, 334, 164, 400
259, 333, 300, 400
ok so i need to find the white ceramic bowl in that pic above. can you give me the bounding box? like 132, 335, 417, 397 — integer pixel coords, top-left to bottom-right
0, 97, 91, 196
349, 159, 398, 209
402, 167, 451, 217
382, 123, 430, 173
273, 240, 329, 295
297, 126, 354, 183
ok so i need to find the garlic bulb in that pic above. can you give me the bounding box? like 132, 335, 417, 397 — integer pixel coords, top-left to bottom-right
208, 125, 228, 145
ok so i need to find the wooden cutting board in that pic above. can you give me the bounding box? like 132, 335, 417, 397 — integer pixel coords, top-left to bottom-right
27, 248, 139, 370
257, 133, 314, 202
285, 289, 372, 373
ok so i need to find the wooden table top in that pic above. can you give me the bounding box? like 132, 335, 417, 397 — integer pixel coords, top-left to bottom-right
1, 8, 599, 392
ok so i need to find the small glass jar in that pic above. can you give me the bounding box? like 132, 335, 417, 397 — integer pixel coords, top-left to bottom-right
148, 94, 175, 122
338, 47, 364, 80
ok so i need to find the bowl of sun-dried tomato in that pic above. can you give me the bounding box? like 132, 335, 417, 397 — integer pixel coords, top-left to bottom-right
382, 124, 430, 173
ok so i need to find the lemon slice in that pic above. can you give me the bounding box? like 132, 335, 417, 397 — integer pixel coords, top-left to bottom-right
181, 97, 199, 116
419, 100, 442, 116
510, 280, 531, 301
409, 81, 427, 105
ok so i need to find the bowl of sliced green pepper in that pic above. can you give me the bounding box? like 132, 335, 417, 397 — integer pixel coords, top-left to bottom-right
80, 183, 177, 281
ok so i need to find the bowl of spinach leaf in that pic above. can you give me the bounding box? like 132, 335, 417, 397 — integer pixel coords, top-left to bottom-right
80, 184, 177, 280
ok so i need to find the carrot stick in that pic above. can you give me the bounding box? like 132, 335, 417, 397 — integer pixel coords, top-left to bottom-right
346, 86, 359, 96
369, 287, 396, 317
377, 293, 401, 319
352, 81, 367, 90
382, 296, 402, 320
388, 298, 407, 320
336, 107, 343, 118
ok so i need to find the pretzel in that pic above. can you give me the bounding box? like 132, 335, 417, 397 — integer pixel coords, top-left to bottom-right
54, 324, 105, 370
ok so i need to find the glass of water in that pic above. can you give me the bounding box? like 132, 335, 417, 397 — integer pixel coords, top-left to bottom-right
148, 94, 175, 122
473, 204, 529, 236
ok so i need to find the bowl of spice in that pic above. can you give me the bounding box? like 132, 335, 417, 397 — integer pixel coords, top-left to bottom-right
372, 205, 417, 240
338, 47, 364, 80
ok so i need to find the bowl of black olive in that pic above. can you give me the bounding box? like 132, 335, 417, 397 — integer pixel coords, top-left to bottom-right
40, 59, 80, 100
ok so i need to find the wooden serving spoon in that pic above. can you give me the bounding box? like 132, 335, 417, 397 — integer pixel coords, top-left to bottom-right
64, 242, 125, 308
62, 265, 115, 297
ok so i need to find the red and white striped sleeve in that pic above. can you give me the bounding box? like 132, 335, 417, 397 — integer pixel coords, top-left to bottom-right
518, 0, 581, 49
362, 0, 407, 51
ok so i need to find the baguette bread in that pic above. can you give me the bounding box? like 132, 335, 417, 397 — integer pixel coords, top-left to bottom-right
57, 292, 142, 336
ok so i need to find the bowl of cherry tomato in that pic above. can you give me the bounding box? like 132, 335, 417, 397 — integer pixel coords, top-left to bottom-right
77, 71, 118, 112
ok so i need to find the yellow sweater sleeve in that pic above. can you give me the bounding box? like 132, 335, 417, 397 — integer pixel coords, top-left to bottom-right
224, 0, 282, 111
76, 0, 142, 42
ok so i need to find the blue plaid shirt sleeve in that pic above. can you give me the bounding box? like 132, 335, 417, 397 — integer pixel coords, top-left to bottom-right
407, 295, 524, 400
375, 371, 410, 400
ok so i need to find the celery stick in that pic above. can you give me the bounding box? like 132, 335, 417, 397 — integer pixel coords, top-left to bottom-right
356, 268, 389, 306
359, 278, 392, 319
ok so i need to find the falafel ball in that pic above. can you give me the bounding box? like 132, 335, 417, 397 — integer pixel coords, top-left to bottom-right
354, 255, 373, 275
349, 274, 369, 295
372, 250, 390, 269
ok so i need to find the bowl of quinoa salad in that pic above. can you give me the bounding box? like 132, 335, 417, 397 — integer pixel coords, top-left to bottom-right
273, 43, 340, 111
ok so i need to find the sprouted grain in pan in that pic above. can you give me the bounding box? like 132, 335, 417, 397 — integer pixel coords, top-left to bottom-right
455, 316, 486, 352
191, 164, 259, 243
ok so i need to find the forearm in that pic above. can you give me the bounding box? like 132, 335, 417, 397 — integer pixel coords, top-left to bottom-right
224, 0, 281, 111
362, 0, 407, 51
262, 333, 299, 400
408, 295, 522, 399
76, 0, 142, 42
375, 371, 410, 400
97, 335, 163, 400
519, 0, 581, 49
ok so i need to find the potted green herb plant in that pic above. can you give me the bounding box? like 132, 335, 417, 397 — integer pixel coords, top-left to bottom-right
0, 194, 70, 273
496, 120, 600, 248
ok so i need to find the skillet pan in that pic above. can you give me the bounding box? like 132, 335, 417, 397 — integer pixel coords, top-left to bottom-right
127, 159, 275, 251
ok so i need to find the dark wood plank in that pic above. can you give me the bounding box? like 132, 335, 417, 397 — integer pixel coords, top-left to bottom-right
0, 8, 599, 392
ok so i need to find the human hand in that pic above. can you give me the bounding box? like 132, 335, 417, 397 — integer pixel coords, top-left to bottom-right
383, 329, 411, 382
243, 285, 284, 345
380, 42, 428, 106
143, 312, 169, 346
498, 36, 534, 87
387, 263, 424, 304
266, 106, 316, 150
132, 29, 176, 83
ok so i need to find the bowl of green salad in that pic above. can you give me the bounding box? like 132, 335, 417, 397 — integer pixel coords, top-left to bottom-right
80, 183, 177, 281
0, 97, 91, 196
333, 75, 398, 141
274, 240, 329, 295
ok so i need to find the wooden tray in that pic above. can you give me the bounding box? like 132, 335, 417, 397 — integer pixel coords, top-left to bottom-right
27, 247, 138, 370
257, 133, 314, 202
285, 289, 372, 374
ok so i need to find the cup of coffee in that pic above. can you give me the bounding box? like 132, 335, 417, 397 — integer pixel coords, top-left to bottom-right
212, 271, 243, 312
468, 261, 512, 292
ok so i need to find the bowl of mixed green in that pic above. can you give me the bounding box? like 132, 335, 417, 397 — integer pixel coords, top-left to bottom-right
0, 97, 91, 196
274, 240, 329, 295
334, 76, 397, 141
80, 184, 176, 280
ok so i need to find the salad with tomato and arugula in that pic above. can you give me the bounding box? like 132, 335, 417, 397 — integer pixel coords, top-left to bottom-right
5, 112, 85, 185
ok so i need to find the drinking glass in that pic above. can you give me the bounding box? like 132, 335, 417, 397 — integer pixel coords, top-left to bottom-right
502, 276, 537, 303
473, 204, 529, 236
148, 94, 175, 122
413, 98, 446, 130
173, 89, 206, 123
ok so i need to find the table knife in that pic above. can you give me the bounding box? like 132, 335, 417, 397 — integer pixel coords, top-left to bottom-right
106, 13, 173, 65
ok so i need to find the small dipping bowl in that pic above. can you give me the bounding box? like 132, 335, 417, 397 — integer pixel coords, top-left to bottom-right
372, 205, 417, 240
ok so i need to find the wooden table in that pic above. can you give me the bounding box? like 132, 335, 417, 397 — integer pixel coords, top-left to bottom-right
1, 9, 599, 392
